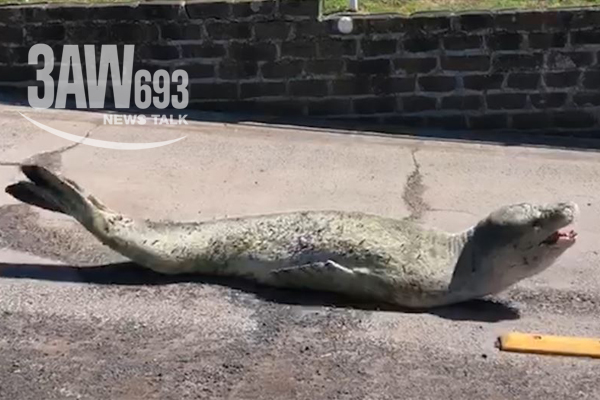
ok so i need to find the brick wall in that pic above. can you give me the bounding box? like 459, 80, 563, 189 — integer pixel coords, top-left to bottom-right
1, 0, 600, 132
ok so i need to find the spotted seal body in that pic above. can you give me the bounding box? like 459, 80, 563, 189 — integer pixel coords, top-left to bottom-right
5, 165, 579, 308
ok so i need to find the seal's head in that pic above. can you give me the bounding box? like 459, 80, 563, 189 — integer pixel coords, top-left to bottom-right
464, 201, 578, 293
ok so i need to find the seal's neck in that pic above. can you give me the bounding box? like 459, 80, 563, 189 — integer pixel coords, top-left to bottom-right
448, 225, 521, 299
444, 227, 485, 301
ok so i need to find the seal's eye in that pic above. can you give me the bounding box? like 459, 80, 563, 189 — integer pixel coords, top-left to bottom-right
532, 219, 542, 228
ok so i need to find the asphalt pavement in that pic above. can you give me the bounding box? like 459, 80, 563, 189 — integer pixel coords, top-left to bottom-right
1, 104, 599, 399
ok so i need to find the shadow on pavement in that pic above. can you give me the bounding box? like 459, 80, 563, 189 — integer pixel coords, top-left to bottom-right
0, 261, 520, 323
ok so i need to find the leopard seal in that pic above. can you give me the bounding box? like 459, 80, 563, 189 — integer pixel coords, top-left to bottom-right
5, 164, 578, 309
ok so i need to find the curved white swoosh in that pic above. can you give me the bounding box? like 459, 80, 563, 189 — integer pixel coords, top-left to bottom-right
20, 113, 187, 150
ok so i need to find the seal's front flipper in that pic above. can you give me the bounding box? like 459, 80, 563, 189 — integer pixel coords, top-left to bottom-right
270, 260, 356, 289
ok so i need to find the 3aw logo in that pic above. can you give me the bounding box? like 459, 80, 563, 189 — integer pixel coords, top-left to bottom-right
24, 44, 189, 150
28, 44, 189, 110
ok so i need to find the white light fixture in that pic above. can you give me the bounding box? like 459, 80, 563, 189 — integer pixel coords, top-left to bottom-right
338, 16, 354, 34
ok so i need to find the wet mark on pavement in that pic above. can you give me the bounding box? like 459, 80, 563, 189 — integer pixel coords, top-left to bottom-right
21, 127, 94, 172
22, 149, 63, 173
0, 125, 94, 170
0, 204, 124, 265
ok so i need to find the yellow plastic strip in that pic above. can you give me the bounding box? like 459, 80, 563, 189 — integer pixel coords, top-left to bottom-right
498, 332, 600, 358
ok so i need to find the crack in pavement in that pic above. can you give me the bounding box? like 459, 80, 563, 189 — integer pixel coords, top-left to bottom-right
402, 149, 430, 222
0, 124, 102, 262
0, 123, 99, 171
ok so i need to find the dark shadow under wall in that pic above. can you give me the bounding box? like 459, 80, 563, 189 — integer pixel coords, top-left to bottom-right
4, 92, 600, 153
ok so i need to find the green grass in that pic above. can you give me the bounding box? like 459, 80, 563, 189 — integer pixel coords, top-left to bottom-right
323, 0, 600, 15
1, 0, 600, 17
0, 0, 129, 4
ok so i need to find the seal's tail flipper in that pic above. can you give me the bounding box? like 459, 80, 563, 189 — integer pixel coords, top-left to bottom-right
5, 164, 112, 225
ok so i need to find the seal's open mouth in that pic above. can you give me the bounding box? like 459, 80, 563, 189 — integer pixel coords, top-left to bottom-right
541, 229, 577, 246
